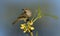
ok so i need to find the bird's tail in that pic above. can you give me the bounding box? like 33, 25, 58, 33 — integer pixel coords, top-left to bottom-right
12, 19, 19, 25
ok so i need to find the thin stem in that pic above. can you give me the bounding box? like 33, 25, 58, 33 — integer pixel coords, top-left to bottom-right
33, 8, 42, 23
36, 31, 38, 36
30, 32, 33, 36
33, 17, 39, 23
26, 33, 29, 36
33, 16, 41, 23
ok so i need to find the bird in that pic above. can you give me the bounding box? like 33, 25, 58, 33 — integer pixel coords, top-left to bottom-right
12, 8, 32, 24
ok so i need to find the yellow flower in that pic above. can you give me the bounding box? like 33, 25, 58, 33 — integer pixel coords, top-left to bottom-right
30, 27, 34, 30
27, 20, 33, 25
20, 21, 34, 33
23, 29, 27, 33
20, 24, 26, 29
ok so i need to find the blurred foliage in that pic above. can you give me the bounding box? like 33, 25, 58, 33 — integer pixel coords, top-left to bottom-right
37, 7, 58, 19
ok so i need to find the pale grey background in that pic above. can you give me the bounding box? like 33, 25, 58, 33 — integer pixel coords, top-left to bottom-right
0, 0, 60, 36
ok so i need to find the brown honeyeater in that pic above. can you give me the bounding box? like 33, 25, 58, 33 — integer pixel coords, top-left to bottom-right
12, 8, 32, 24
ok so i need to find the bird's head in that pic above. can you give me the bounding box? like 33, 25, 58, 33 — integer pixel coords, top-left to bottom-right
22, 8, 31, 13
22, 8, 32, 17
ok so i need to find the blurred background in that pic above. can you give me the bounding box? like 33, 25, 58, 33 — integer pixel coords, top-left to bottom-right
0, 0, 60, 36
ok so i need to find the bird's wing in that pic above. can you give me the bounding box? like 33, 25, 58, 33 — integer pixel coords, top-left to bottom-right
17, 13, 28, 19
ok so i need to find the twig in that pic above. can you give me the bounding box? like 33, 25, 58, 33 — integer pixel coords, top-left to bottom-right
30, 32, 33, 36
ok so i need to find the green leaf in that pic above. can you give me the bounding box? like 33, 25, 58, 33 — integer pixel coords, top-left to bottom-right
43, 13, 58, 19
38, 8, 42, 17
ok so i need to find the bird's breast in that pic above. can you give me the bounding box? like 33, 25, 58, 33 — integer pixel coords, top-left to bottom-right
26, 11, 32, 17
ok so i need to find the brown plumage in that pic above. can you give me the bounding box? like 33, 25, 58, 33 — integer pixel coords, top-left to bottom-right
12, 8, 32, 24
